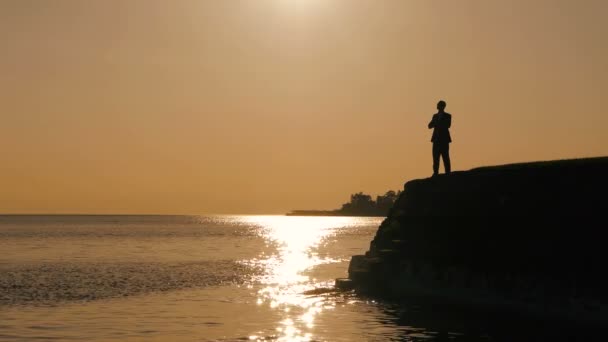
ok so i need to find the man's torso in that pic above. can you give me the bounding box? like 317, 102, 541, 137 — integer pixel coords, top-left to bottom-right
431, 112, 452, 143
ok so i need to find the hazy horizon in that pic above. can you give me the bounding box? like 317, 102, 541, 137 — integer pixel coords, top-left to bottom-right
2, 0, 607, 215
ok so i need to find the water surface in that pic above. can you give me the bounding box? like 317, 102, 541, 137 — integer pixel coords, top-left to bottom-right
0, 215, 594, 341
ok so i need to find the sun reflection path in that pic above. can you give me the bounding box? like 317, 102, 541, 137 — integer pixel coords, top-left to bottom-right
243, 216, 364, 342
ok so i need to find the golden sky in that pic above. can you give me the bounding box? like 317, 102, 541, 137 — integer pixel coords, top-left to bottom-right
1, 0, 607, 214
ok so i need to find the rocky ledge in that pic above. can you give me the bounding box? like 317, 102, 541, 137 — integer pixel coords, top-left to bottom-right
337, 157, 608, 325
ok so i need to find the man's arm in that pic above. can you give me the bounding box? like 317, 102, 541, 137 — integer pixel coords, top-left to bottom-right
446, 115, 452, 129
428, 115, 436, 129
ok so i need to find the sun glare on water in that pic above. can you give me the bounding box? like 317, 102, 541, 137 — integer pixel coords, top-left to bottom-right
243, 216, 364, 341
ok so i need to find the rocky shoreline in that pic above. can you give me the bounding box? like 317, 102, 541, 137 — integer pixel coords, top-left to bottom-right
338, 157, 608, 325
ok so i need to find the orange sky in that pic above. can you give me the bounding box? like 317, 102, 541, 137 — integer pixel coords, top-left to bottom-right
1, 0, 607, 214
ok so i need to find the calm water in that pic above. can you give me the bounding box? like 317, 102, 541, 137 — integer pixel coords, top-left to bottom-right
0, 215, 595, 341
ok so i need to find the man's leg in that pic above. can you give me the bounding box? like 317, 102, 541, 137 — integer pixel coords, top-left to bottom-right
442, 143, 451, 174
432, 143, 440, 175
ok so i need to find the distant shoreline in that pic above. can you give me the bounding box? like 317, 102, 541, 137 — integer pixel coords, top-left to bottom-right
285, 210, 385, 217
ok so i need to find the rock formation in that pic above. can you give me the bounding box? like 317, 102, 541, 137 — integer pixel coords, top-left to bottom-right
338, 157, 608, 325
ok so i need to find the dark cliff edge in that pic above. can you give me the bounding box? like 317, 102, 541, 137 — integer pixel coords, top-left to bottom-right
338, 156, 608, 325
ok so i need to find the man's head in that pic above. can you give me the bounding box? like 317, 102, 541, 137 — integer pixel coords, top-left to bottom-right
437, 100, 447, 111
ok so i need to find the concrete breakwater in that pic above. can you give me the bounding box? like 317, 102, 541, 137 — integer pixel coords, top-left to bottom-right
338, 157, 608, 324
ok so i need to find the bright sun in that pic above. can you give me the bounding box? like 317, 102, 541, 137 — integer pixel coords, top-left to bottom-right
276, 0, 327, 11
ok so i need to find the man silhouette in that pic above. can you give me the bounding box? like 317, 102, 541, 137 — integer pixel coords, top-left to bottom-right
428, 100, 452, 176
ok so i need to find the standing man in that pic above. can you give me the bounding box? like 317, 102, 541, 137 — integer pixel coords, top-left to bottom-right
428, 100, 452, 176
